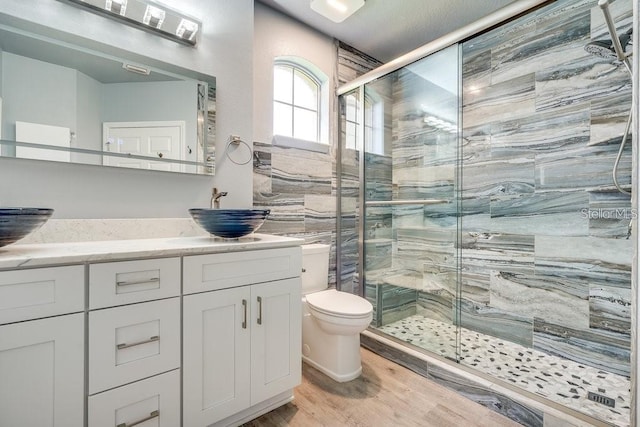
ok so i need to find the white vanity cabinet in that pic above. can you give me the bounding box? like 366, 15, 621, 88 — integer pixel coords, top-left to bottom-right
0, 235, 302, 427
183, 248, 302, 427
0, 266, 85, 427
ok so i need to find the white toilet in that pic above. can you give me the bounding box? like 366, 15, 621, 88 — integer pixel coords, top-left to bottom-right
301, 244, 373, 382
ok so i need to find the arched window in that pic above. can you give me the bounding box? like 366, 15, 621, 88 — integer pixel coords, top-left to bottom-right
273, 59, 324, 144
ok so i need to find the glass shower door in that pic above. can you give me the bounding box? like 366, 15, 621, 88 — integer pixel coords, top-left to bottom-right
360, 45, 462, 361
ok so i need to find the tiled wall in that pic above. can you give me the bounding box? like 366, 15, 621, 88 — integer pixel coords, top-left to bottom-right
457, 0, 633, 377
253, 141, 338, 284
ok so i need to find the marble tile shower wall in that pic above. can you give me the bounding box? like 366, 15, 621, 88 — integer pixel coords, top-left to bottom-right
457, 0, 633, 377
253, 41, 381, 288
338, 144, 362, 293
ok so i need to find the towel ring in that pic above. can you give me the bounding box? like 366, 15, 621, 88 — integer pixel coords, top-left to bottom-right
225, 136, 252, 165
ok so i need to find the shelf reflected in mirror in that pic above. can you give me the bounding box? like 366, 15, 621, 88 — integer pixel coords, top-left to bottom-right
0, 139, 214, 175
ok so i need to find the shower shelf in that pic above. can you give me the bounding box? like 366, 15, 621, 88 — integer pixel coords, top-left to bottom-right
365, 199, 448, 206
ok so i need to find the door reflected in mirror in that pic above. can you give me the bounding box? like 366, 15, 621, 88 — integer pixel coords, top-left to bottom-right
0, 23, 215, 175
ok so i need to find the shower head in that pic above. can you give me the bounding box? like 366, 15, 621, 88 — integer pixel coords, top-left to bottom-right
585, 39, 618, 59
596, 0, 633, 63
584, 28, 633, 60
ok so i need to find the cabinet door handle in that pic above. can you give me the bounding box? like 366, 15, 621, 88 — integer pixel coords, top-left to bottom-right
257, 296, 263, 325
117, 335, 159, 350
116, 410, 159, 427
116, 277, 160, 286
242, 299, 247, 329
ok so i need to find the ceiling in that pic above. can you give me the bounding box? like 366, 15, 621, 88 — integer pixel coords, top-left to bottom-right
256, 0, 519, 63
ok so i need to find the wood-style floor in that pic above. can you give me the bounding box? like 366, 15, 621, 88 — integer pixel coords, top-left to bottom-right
243, 348, 522, 427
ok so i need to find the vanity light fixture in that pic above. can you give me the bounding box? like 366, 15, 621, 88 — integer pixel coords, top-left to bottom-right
58, 0, 201, 46
310, 0, 365, 23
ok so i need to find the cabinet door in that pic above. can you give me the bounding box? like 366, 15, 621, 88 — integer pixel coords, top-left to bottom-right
183, 287, 251, 427
0, 313, 84, 427
250, 278, 301, 404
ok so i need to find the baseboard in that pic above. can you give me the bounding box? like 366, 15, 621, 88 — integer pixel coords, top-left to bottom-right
212, 390, 294, 427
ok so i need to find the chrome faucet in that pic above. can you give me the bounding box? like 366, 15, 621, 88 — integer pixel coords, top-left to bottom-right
211, 188, 228, 209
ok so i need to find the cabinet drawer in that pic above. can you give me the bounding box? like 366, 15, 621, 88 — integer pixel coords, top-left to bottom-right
183, 247, 301, 294
89, 298, 180, 394
88, 369, 180, 427
89, 257, 180, 309
0, 265, 84, 325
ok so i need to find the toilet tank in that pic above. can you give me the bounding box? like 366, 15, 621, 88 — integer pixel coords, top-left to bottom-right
301, 244, 330, 294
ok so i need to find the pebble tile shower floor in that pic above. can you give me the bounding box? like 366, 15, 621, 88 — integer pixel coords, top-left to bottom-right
378, 315, 630, 426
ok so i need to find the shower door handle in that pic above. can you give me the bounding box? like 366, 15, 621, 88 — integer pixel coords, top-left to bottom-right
365, 199, 448, 206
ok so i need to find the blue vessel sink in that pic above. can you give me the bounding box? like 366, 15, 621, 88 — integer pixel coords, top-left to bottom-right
0, 208, 54, 248
189, 208, 270, 239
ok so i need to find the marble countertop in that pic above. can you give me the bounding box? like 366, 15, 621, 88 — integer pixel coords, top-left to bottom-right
0, 234, 304, 270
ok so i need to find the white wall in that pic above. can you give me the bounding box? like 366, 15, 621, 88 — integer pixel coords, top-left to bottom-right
0, 0, 253, 218
2, 53, 77, 142
74, 70, 102, 163
253, 2, 337, 145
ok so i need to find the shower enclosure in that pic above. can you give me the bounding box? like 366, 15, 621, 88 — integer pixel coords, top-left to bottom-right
337, 0, 633, 425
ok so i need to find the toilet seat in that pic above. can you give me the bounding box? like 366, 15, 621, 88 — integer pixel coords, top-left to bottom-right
306, 289, 372, 319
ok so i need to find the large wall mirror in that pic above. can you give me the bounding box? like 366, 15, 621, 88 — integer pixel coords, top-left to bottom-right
0, 22, 215, 175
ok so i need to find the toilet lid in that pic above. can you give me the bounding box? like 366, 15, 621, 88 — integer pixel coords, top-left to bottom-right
306, 289, 373, 318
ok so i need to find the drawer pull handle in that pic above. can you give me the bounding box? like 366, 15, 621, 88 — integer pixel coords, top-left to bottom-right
117, 335, 159, 350
116, 277, 160, 287
116, 410, 159, 427
242, 299, 247, 329
257, 296, 263, 325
